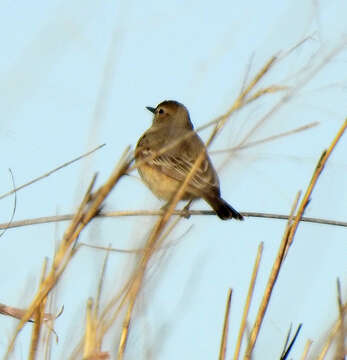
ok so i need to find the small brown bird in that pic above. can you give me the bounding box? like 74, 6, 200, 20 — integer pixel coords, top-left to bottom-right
135, 100, 243, 220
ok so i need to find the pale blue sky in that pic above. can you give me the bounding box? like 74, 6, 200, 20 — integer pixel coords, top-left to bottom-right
0, 1, 346, 359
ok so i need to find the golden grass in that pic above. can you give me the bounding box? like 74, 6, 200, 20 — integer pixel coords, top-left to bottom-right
233, 242, 263, 360
218, 288, 232, 360
1, 44, 346, 360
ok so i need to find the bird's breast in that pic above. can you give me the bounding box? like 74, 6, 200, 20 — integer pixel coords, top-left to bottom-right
136, 162, 195, 201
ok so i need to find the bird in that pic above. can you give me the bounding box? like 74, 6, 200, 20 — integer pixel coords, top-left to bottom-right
135, 100, 243, 220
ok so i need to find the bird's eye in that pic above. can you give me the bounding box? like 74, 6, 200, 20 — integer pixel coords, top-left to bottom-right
158, 108, 164, 114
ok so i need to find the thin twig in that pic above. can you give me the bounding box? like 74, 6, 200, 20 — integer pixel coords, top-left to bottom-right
219, 289, 232, 360
0, 144, 105, 201
95, 245, 112, 318
238, 40, 346, 148
4, 148, 131, 359
2, 211, 347, 230
280, 324, 303, 360
287, 118, 347, 249
212, 121, 319, 154
0, 169, 17, 238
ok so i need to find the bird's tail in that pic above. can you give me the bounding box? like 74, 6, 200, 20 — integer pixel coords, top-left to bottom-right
205, 196, 244, 221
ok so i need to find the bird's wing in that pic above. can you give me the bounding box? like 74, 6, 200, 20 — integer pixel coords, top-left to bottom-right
150, 149, 220, 194
136, 127, 220, 195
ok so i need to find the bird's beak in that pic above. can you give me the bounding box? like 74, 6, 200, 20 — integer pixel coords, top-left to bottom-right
146, 106, 156, 114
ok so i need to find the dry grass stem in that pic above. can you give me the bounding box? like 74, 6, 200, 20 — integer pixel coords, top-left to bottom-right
213, 121, 319, 154
81, 246, 112, 359
300, 339, 313, 360
4, 148, 131, 359
317, 303, 347, 360
244, 85, 288, 105
219, 288, 232, 360
233, 242, 263, 360
243, 191, 301, 360
0, 169, 17, 239
3, 210, 347, 230
206, 56, 279, 147
244, 117, 347, 359
117, 140, 212, 359
238, 56, 277, 105
115, 56, 286, 356
84, 298, 110, 360
280, 323, 302, 360
335, 278, 346, 360
1, 41, 344, 358
286, 118, 347, 249
238, 41, 346, 148
0, 303, 54, 323
129, 54, 282, 182
79, 224, 191, 254
43, 294, 58, 360
0, 144, 105, 201
95, 245, 112, 322
29, 258, 48, 360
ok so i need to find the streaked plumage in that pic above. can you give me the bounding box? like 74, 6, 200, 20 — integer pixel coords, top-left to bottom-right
135, 100, 243, 220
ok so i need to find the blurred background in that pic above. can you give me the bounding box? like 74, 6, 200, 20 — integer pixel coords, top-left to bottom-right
0, 0, 346, 358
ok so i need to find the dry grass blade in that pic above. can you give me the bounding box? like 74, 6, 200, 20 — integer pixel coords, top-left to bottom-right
29, 258, 48, 360
69, 248, 112, 360
279, 323, 302, 360
238, 41, 346, 148
94, 278, 133, 350
243, 191, 301, 360
80, 225, 192, 255
0, 303, 53, 322
87, 306, 111, 359
86, 249, 112, 359
219, 289, 232, 360
280, 324, 293, 360
115, 58, 281, 354
0, 169, 17, 239
244, 85, 288, 105
212, 121, 319, 154
317, 303, 347, 360
286, 118, 347, 249
236, 55, 277, 107
4, 147, 131, 360
129, 55, 281, 181
300, 339, 313, 360
233, 242, 263, 360
73, 218, 190, 359
0, 144, 105, 201
84, 299, 97, 359
117, 145, 210, 359
80, 242, 146, 254
244, 117, 347, 359
95, 245, 112, 321
43, 293, 59, 360
335, 278, 346, 360
206, 56, 279, 147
